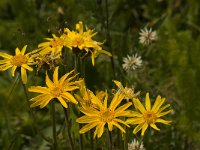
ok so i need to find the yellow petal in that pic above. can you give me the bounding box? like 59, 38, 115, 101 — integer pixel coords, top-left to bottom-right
21, 45, 27, 55
22, 64, 33, 71
126, 118, 145, 125
59, 70, 74, 84
0, 64, 12, 71
15, 48, 21, 55
115, 102, 132, 116
108, 122, 113, 131
57, 97, 68, 108
155, 118, 172, 125
157, 109, 173, 117
53, 66, 59, 84
112, 121, 126, 133
79, 122, 99, 134
97, 123, 105, 138
150, 123, 160, 131
46, 72, 54, 88
62, 92, 78, 104
28, 86, 48, 93
141, 123, 148, 136
21, 67, 27, 84
0, 52, 12, 58
109, 92, 124, 111
11, 66, 17, 76
133, 122, 145, 134
133, 98, 146, 114
76, 116, 98, 123
152, 96, 165, 113
145, 93, 151, 111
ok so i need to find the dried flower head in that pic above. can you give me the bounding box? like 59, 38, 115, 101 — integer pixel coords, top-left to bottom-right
139, 27, 157, 45
122, 54, 142, 71
128, 139, 145, 150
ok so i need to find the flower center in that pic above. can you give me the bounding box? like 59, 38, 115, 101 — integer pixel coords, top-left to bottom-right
143, 111, 157, 124
50, 86, 63, 97
73, 36, 84, 47
11, 54, 28, 66
100, 109, 115, 122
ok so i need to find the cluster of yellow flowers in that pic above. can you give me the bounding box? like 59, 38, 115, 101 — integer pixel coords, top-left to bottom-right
0, 21, 111, 84
0, 21, 173, 140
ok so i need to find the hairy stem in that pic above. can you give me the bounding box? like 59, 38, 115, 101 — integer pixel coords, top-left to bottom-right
51, 101, 57, 150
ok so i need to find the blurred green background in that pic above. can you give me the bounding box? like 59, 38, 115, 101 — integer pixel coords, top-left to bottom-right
0, 0, 200, 149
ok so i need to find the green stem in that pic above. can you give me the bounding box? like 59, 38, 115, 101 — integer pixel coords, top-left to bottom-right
21, 81, 52, 143
63, 107, 74, 150
105, 0, 116, 79
51, 101, 57, 150
90, 130, 94, 150
108, 131, 113, 150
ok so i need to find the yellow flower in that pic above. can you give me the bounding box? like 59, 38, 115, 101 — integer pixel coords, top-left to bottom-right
76, 91, 132, 138
126, 93, 173, 136
38, 34, 65, 55
28, 67, 78, 108
113, 80, 140, 100
63, 21, 111, 65
0, 45, 35, 84
63, 21, 97, 51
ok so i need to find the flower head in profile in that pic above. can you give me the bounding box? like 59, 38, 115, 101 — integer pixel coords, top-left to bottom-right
76, 91, 132, 138
126, 93, 173, 136
122, 54, 142, 72
0, 45, 35, 84
63, 21, 111, 65
113, 80, 140, 100
28, 67, 79, 108
139, 27, 157, 45
128, 139, 145, 150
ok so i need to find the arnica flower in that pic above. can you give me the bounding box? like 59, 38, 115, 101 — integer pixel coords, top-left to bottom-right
139, 27, 157, 45
75, 79, 106, 109
126, 93, 173, 136
113, 80, 140, 100
76, 91, 132, 138
38, 34, 65, 55
122, 54, 142, 72
63, 21, 111, 65
128, 139, 145, 150
28, 67, 78, 108
0, 45, 35, 84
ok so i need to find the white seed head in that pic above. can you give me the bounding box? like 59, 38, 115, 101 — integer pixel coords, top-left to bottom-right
122, 54, 142, 71
139, 27, 157, 45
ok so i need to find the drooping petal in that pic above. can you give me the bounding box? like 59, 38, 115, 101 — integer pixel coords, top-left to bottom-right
141, 123, 148, 136
0, 64, 12, 71
97, 123, 105, 138
21, 67, 27, 84
112, 121, 126, 133
22, 64, 33, 71
11, 66, 17, 76
57, 97, 68, 108
133, 122, 145, 134
150, 123, 160, 131
108, 122, 113, 131
62, 92, 78, 104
